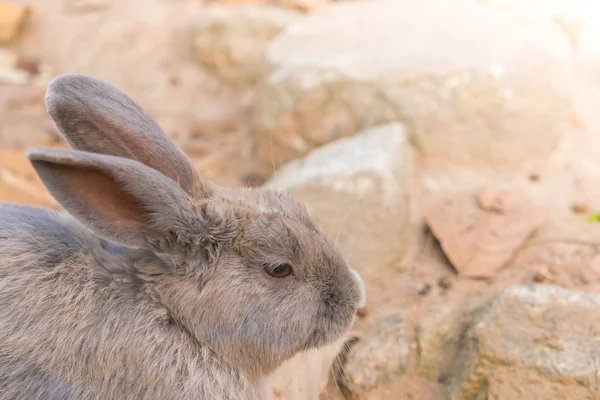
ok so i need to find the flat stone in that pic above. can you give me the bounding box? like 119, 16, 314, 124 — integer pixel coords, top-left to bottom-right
424, 188, 547, 278
449, 284, 600, 400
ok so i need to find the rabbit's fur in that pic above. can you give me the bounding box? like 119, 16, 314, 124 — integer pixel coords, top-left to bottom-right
0, 74, 366, 400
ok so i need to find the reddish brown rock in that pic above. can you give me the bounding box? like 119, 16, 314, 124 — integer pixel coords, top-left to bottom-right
425, 189, 547, 278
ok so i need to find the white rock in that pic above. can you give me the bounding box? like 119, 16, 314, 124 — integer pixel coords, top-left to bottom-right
189, 4, 301, 87
253, 0, 574, 178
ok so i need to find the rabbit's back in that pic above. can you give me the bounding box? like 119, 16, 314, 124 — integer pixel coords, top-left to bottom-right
0, 203, 105, 399
0, 203, 259, 400
0, 203, 91, 275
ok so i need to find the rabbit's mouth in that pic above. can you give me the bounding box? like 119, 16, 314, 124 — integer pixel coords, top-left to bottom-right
303, 316, 352, 352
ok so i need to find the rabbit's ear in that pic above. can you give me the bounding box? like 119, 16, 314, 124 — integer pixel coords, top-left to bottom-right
44, 73, 200, 195
26, 147, 200, 250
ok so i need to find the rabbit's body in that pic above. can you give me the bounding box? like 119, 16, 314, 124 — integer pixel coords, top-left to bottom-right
0, 203, 258, 399
0, 74, 366, 400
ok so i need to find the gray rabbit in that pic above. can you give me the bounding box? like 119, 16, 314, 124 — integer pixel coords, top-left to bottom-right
0, 74, 366, 400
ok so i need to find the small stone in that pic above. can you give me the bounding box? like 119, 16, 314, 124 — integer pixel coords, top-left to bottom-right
168, 74, 181, 87
528, 172, 541, 182
477, 188, 508, 213
418, 283, 432, 297
339, 313, 411, 399
356, 307, 368, 318
571, 202, 589, 214
531, 271, 547, 283
437, 276, 453, 290
531, 263, 556, 284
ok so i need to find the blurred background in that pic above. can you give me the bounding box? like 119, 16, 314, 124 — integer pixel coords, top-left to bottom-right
3, 0, 600, 399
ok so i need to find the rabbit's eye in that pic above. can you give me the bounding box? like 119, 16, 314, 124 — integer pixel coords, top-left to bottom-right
266, 262, 294, 278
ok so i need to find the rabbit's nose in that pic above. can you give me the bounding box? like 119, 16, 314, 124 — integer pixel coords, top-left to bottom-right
349, 267, 367, 308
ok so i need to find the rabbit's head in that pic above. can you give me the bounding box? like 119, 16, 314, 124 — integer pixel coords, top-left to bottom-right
26, 74, 366, 378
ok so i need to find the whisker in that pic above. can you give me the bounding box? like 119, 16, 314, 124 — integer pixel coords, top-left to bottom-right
334, 197, 361, 248
269, 127, 277, 179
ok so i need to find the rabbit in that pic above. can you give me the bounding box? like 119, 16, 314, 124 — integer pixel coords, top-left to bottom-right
0, 74, 367, 400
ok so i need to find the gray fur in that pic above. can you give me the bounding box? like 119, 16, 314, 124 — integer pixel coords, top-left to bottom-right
44, 73, 199, 195
0, 74, 365, 400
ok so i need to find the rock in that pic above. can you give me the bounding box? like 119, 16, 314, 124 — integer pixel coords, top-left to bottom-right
253, 0, 573, 178
530, 262, 558, 284
263, 123, 412, 285
482, 0, 600, 164
571, 202, 589, 214
0, 49, 28, 85
450, 284, 600, 400
480, 0, 595, 51
0, 47, 57, 147
416, 305, 469, 382
339, 313, 412, 399
437, 275, 453, 290
0, 0, 32, 43
204, 0, 330, 13
425, 188, 547, 278
0, 48, 49, 86
189, 4, 301, 87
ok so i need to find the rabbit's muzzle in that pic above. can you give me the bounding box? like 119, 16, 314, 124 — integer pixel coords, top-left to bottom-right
349, 268, 367, 309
